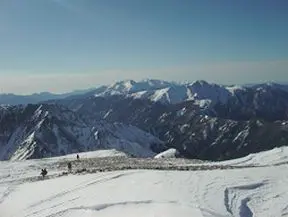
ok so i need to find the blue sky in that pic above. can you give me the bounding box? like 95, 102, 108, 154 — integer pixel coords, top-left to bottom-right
0, 0, 287, 93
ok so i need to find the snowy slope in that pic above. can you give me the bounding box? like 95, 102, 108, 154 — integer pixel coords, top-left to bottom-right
205, 146, 288, 167
149, 86, 189, 104
0, 104, 164, 160
55, 88, 288, 161
86, 79, 288, 112
0, 147, 287, 217
154, 148, 179, 159
89, 79, 234, 106
43, 149, 129, 161
94, 79, 172, 97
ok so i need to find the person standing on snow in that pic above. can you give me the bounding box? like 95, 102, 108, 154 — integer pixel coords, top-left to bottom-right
41, 168, 48, 178
68, 162, 72, 173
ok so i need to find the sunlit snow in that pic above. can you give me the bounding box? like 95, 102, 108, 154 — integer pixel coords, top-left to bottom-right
0, 147, 287, 216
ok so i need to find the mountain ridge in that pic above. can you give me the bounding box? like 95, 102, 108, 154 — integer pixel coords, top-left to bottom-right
2, 79, 288, 161
0, 103, 165, 160
1, 79, 288, 107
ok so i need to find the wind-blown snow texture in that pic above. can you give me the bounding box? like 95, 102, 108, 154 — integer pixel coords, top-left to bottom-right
0, 147, 287, 217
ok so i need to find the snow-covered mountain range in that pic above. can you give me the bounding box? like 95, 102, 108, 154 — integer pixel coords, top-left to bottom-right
82, 79, 234, 106
56, 94, 288, 160
0, 79, 248, 106
61, 79, 288, 110
0, 104, 164, 160
1, 79, 288, 161
1, 79, 288, 109
59, 79, 288, 120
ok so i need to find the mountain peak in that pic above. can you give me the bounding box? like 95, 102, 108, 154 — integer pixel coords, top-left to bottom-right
111, 79, 136, 87
192, 80, 209, 86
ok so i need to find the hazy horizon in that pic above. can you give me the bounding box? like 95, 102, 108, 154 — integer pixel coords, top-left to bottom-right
1, 76, 288, 95
0, 0, 287, 94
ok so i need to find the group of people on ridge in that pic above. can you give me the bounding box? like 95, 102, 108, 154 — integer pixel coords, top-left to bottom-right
40, 154, 80, 178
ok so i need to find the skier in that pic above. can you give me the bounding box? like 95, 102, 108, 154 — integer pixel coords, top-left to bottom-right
41, 168, 48, 178
77, 154, 80, 160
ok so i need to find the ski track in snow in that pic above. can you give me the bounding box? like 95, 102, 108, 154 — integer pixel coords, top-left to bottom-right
45, 200, 179, 217
27, 171, 137, 210
0, 185, 16, 204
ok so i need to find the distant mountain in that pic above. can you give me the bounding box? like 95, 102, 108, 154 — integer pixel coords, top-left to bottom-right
213, 84, 288, 121
252, 82, 288, 93
67, 79, 235, 106
0, 104, 164, 160
51, 94, 288, 160
4, 79, 288, 108
52, 79, 288, 121
0, 89, 95, 105
2, 79, 288, 161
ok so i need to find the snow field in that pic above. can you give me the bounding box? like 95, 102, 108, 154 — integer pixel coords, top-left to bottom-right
1, 147, 288, 217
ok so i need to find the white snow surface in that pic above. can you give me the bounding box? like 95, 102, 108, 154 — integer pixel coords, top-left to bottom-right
206, 146, 288, 167
41, 149, 129, 161
1, 147, 288, 217
154, 148, 179, 159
